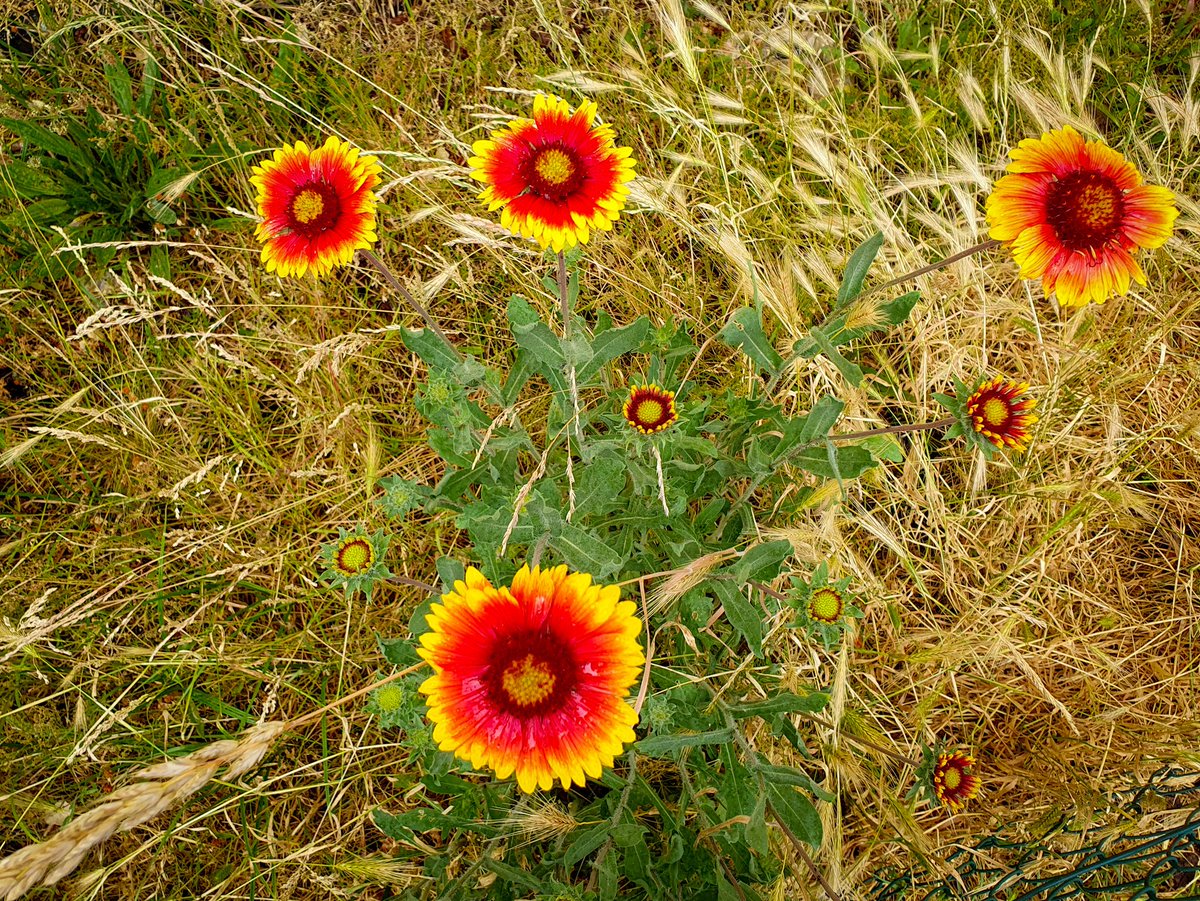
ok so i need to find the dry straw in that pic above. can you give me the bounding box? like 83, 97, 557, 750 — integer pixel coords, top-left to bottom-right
0, 664, 422, 900
0, 721, 286, 901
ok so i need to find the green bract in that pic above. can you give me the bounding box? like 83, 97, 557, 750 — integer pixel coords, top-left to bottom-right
319, 527, 391, 602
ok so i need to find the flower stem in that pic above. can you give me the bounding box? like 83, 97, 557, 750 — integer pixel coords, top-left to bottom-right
287, 660, 426, 730
556, 251, 582, 515
861, 238, 1001, 297
829, 416, 957, 442
358, 248, 459, 354
556, 251, 570, 338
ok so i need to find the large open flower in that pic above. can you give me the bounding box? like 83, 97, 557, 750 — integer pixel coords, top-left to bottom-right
418, 565, 644, 793
251, 136, 381, 278
468, 94, 636, 253
986, 126, 1177, 308
966, 377, 1037, 452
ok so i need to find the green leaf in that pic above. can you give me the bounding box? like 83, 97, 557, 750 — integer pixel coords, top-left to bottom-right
623, 835, 651, 881
837, 231, 884, 306
719, 743, 756, 819
598, 847, 619, 901
436, 556, 465, 592
747, 792, 769, 856
611, 823, 647, 848
500, 349, 536, 406
573, 453, 627, 518
767, 783, 823, 848
799, 396, 845, 444
0, 118, 93, 170
401, 327, 460, 375
753, 762, 836, 801
728, 691, 829, 718
711, 581, 762, 657
377, 634, 419, 666
550, 523, 623, 579
104, 59, 135, 117
148, 245, 171, 281
507, 295, 564, 372
144, 197, 177, 224
372, 806, 480, 842
482, 858, 545, 893
636, 728, 735, 756
719, 307, 782, 374
10, 198, 71, 225
806, 327, 864, 385
136, 56, 159, 117
860, 434, 904, 463
0, 160, 64, 198
564, 822, 611, 865
372, 809, 415, 843
880, 290, 920, 327
731, 540, 793, 584
791, 445, 876, 480
578, 316, 651, 382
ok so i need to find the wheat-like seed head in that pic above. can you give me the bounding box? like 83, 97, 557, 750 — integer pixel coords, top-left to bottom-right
0, 721, 286, 901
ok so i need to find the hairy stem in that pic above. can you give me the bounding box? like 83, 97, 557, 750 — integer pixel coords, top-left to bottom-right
862, 238, 1002, 297
358, 249, 458, 353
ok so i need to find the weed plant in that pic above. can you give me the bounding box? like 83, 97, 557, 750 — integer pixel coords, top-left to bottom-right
1, 1, 1198, 899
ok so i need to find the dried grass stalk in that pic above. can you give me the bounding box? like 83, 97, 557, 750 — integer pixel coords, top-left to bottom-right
0, 721, 287, 901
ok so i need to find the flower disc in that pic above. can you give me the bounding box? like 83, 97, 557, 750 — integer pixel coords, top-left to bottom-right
986, 126, 1178, 307
808, 587, 844, 625
622, 384, 678, 435
334, 536, 375, 577
966, 377, 1037, 452
418, 565, 644, 793
468, 94, 637, 253
251, 136, 381, 278
933, 751, 980, 810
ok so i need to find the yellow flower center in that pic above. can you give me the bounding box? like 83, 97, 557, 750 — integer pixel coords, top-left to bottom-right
501, 654, 557, 707
1075, 183, 1119, 230
534, 148, 576, 186
982, 397, 1010, 427
941, 766, 963, 790
1046, 171, 1125, 251
374, 684, 405, 712
809, 587, 843, 623
336, 538, 374, 575
635, 399, 664, 425
291, 188, 326, 224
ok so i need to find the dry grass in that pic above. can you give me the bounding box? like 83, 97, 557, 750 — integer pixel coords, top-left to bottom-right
1, 0, 1198, 898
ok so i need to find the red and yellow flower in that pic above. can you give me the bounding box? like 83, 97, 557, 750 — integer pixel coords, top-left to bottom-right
932, 751, 980, 810
966, 377, 1037, 452
468, 94, 636, 253
251, 136, 381, 278
986, 126, 1177, 308
623, 384, 678, 435
418, 565, 644, 793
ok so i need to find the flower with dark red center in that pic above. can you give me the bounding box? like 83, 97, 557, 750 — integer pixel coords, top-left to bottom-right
334, 536, 375, 576
320, 527, 391, 602
986, 126, 1177, 308
251, 136, 381, 278
623, 384, 678, 435
418, 565, 644, 793
932, 751, 980, 810
807, 587, 844, 625
468, 94, 636, 253
966, 377, 1037, 452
